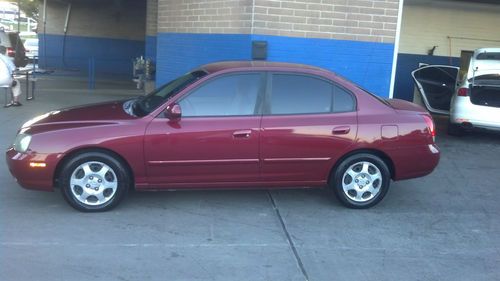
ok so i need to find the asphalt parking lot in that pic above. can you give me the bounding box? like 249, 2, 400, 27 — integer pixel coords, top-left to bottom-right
1, 77, 499, 281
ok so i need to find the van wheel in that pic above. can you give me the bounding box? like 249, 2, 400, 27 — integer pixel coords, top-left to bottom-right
59, 151, 129, 212
330, 153, 390, 209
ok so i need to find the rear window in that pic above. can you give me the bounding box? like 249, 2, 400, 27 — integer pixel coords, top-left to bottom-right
269, 74, 355, 115
476, 52, 500, 60
271, 74, 333, 114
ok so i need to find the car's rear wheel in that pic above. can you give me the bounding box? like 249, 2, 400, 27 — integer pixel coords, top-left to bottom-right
59, 151, 129, 212
330, 153, 390, 209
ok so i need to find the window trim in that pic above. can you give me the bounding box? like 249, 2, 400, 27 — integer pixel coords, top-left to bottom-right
174, 71, 267, 118
263, 72, 357, 116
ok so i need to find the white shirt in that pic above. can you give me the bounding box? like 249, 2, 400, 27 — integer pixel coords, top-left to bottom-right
0, 53, 14, 87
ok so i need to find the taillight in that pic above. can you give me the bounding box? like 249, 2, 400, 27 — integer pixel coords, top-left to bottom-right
422, 115, 436, 141
457, 87, 468, 96
6, 47, 15, 57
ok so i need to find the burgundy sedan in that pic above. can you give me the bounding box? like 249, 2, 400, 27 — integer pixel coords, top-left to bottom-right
6, 61, 440, 211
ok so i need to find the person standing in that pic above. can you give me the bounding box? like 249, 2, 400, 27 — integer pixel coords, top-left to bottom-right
0, 45, 22, 107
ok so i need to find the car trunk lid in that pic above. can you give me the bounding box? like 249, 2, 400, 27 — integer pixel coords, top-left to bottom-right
470, 74, 500, 108
385, 98, 429, 114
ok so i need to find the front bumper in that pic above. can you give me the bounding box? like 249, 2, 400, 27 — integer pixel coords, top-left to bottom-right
6, 148, 58, 191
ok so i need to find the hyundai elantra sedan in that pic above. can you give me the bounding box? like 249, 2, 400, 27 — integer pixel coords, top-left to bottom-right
6, 61, 440, 212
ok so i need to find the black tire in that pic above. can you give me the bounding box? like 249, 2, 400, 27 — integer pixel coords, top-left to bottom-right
447, 121, 465, 136
330, 153, 390, 209
59, 151, 129, 212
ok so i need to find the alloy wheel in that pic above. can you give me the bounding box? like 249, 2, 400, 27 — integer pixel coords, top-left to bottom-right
69, 161, 118, 206
341, 161, 382, 203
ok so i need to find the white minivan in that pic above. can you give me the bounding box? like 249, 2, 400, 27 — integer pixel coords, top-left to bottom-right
412, 48, 500, 135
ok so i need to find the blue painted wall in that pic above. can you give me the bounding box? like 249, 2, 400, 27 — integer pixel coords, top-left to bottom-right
156, 33, 251, 87
145, 35, 157, 63
155, 33, 395, 98
39, 34, 145, 76
253, 34, 394, 98
394, 53, 460, 101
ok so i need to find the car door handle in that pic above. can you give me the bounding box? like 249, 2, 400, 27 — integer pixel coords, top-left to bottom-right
233, 130, 252, 138
332, 126, 350, 135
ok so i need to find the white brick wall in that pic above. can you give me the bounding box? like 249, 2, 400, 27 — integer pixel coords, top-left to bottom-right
253, 0, 399, 43
157, 0, 400, 43
147, 0, 158, 36
158, 0, 253, 34
399, 1, 500, 56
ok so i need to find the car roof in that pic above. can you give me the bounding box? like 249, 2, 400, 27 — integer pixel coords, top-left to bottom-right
199, 61, 330, 74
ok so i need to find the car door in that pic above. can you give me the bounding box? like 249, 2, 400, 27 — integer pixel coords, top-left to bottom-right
143, 72, 265, 187
260, 73, 357, 183
411, 65, 459, 115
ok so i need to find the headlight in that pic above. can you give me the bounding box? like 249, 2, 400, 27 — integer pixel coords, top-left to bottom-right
13, 134, 32, 153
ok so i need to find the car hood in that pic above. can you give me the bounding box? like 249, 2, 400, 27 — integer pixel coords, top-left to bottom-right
22, 100, 136, 129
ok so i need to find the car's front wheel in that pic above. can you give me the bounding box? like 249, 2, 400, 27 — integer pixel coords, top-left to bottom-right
330, 153, 390, 209
59, 151, 129, 212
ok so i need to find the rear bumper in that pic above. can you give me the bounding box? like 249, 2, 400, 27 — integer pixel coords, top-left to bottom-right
451, 97, 500, 131
5, 148, 57, 191
388, 144, 440, 181
451, 119, 500, 132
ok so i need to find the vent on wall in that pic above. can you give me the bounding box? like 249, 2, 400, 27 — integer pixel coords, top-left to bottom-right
252, 41, 267, 61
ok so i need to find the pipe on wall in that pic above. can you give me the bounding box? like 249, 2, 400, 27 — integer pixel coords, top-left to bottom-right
62, 2, 72, 67
42, 0, 47, 68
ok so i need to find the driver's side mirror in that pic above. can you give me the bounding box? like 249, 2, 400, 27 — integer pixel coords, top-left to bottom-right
164, 103, 181, 121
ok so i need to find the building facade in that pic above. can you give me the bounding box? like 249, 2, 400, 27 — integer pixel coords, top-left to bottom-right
394, 0, 500, 101
148, 0, 401, 98
39, 0, 146, 76
38, 0, 500, 98
39, 0, 402, 98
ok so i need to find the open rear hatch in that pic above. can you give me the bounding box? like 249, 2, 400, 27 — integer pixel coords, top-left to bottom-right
470, 73, 500, 108
468, 50, 500, 108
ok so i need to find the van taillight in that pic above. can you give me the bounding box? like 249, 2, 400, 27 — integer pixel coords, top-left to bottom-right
457, 87, 468, 96
422, 115, 436, 141
6, 47, 15, 57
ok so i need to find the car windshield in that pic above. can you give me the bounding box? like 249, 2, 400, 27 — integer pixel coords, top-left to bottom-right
133, 70, 207, 117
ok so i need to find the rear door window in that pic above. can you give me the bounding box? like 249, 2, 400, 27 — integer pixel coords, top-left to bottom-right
269, 74, 355, 115
332, 85, 356, 113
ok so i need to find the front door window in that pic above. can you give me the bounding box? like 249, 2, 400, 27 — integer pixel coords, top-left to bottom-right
179, 74, 262, 117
